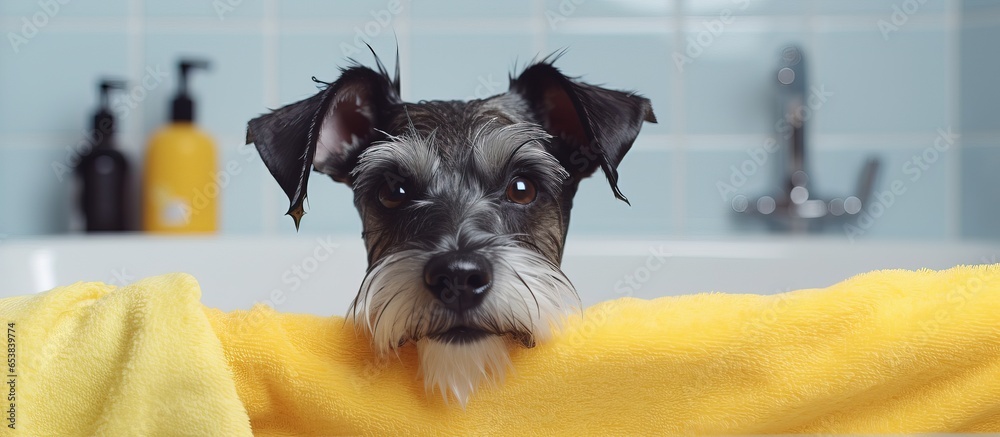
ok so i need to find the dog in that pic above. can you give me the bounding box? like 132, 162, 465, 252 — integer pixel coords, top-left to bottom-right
246, 52, 655, 405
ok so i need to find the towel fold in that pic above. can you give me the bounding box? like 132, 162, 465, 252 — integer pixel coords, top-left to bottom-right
2, 265, 999, 435
0, 274, 251, 436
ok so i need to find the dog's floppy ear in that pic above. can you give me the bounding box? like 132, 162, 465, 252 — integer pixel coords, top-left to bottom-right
247, 61, 399, 229
509, 62, 656, 204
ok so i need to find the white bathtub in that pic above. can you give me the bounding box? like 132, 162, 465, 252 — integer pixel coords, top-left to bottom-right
0, 235, 996, 315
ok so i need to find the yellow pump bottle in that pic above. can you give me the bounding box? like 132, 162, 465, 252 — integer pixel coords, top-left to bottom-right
142, 59, 218, 233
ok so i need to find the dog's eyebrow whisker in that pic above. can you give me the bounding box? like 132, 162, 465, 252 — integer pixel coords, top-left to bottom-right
466, 117, 501, 170
469, 117, 498, 148
500, 137, 542, 176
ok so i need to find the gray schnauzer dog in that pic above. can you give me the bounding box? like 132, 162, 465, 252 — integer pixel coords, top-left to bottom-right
246, 52, 655, 405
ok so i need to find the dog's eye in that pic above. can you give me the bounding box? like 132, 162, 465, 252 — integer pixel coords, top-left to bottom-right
506, 176, 536, 205
378, 183, 408, 209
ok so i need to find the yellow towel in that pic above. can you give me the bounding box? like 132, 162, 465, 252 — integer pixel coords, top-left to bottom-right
2, 266, 999, 435
0, 274, 251, 436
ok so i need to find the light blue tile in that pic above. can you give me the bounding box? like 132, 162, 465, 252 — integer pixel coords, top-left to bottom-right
964, 0, 1000, 12
411, 0, 533, 20
0, 147, 72, 235
680, 30, 809, 135
408, 32, 534, 102
815, 0, 948, 14
960, 24, 1000, 134
812, 30, 948, 134
961, 143, 1000, 239
142, 32, 265, 144
545, 0, 673, 19
0, 0, 128, 17
277, 0, 403, 20
218, 140, 266, 234
277, 32, 399, 104
0, 31, 128, 135
683, 146, 781, 235
569, 147, 674, 236
145, 0, 263, 19
811, 146, 950, 240
545, 33, 672, 135
683, 139, 953, 239
684, 0, 808, 16
801, 151, 882, 204
269, 171, 363, 236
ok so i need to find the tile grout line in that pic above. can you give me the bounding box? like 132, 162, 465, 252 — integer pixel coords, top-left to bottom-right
671, 0, 686, 236
945, 0, 962, 239
954, 5, 1000, 27
398, 0, 413, 102
805, 0, 818, 182
126, 0, 145, 233
261, 0, 279, 234
532, 0, 547, 57
125, 0, 144, 145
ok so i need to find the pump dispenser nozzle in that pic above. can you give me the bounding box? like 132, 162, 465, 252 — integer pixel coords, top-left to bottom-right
171, 58, 211, 122
94, 79, 127, 144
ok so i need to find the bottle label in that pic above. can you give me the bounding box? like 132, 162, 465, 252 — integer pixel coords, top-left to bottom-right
153, 187, 192, 226
163, 199, 192, 226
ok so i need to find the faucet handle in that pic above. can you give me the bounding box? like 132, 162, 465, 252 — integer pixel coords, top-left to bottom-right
855, 157, 880, 206
829, 157, 880, 217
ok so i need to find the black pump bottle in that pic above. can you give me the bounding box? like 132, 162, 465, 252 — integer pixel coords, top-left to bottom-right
76, 79, 131, 232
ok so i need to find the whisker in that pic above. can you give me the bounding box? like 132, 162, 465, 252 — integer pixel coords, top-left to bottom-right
500, 257, 541, 322
346, 267, 375, 329
361, 262, 391, 331
372, 284, 403, 343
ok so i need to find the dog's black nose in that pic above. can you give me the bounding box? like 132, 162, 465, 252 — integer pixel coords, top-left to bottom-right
423, 253, 492, 312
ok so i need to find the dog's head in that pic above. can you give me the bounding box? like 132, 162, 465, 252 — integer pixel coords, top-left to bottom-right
247, 54, 655, 405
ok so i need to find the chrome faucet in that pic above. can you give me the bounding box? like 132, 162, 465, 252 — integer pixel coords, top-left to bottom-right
733, 46, 880, 232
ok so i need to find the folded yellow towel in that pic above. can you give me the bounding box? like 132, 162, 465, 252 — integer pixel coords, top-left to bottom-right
2, 265, 999, 435
0, 274, 252, 436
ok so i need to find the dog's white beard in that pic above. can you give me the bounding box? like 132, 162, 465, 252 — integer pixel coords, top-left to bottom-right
349, 245, 578, 406
417, 336, 511, 406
